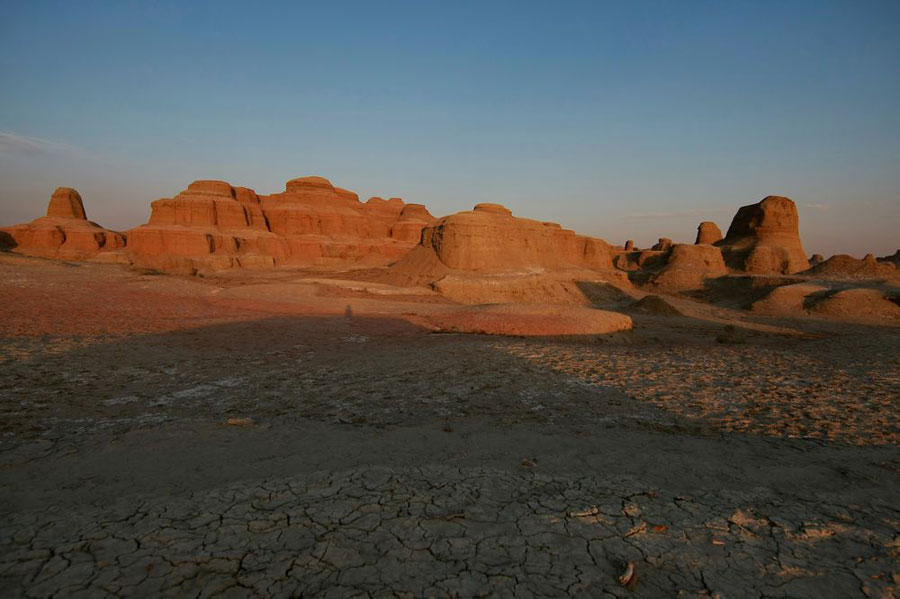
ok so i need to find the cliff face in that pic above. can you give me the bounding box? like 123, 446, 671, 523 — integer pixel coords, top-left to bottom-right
125, 176, 434, 273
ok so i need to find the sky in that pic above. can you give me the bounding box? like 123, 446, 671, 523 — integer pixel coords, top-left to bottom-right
1, 0, 898, 256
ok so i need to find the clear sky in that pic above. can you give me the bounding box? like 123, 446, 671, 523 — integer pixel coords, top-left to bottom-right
1, 0, 898, 256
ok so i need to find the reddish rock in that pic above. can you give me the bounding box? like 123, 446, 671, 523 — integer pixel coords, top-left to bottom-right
717, 196, 809, 274
0, 188, 125, 260
125, 177, 434, 273
624, 240, 634, 251
420, 304, 633, 336
695, 222, 723, 245
46, 187, 87, 220
382, 203, 628, 304
649, 244, 727, 292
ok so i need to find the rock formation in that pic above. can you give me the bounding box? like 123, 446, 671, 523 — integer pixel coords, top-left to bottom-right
809, 254, 824, 266
651, 238, 674, 252
382, 203, 628, 304
716, 196, 809, 274
878, 250, 900, 267
648, 244, 728, 292
695, 222, 723, 245
0, 188, 126, 260
624, 240, 634, 251
803, 254, 899, 282
127, 177, 434, 274
419, 304, 633, 336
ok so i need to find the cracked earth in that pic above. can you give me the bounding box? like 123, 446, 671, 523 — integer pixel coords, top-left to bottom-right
1, 256, 899, 597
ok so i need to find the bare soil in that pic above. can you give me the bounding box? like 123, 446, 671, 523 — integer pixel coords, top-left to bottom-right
1, 254, 898, 598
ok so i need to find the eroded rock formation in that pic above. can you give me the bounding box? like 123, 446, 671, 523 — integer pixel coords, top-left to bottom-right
383, 203, 628, 303
0, 188, 126, 260
695, 222, 723, 245
716, 196, 809, 274
126, 177, 434, 274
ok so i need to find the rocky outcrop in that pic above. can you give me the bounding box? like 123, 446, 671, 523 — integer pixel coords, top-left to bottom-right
651, 238, 674, 252
877, 250, 900, 268
716, 196, 809, 274
0, 188, 126, 260
695, 222, 723, 245
126, 177, 434, 274
803, 254, 899, 282
624, 240, 634, 251
648, 244, 727, 292
382, 203, 627, 304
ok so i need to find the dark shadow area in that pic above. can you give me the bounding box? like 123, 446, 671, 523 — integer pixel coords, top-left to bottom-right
0, 231, 17, 251
689, 274, 804, 308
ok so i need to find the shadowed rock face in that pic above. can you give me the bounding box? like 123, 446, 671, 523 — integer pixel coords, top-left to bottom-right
652, 238, 674, 252
695, 221, 723, 245
0, 187, 125, 260
717, 196, 809, 274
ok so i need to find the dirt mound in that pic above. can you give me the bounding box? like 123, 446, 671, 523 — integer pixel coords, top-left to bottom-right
630, 295, 684, 316
0, 187, 126, 260
808, 288, 900, 324
750, 283, 829, 316
717, 196, 809, 274
805, 254, 900, 282
421, 303, 633, 336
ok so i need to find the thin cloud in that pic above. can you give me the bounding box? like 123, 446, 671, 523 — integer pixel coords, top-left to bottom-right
0, 131, 81, 156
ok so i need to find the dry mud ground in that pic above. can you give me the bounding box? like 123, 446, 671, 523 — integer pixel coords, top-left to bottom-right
1, 254, 899, 598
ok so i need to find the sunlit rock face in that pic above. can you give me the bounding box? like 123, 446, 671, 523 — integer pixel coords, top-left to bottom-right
0, 187, 126, 260
124, 176, 434, 273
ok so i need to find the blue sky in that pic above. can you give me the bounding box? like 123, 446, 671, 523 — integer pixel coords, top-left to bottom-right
1, 0, 898, 255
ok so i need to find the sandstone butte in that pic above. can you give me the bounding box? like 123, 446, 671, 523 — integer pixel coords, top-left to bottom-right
715, 195, 809, 274
379, 202, 631, 304
125, 176, 435, 273
0, 188, 126, 260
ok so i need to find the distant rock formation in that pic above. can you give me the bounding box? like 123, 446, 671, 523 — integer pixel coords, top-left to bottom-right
751, 283, 900, 324
651, 238, 674, 252
0, 188, 126, 260
382, 203, 628, 303
809, 253, 824, 266
648, 244, 728, 292
126, 177, 434, 274
695, 221, 723, 245
878, 250, 900, 268
716, 196, 809, 274
803, 253, 899, 282
624, 240, 634, 251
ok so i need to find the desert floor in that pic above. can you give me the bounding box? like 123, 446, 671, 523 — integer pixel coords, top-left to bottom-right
1, 254, 898, 598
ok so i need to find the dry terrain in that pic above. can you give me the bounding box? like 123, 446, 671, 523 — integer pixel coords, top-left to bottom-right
1, 254, 898, 598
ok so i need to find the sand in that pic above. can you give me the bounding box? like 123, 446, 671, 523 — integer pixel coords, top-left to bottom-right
1, 253, 898, 597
